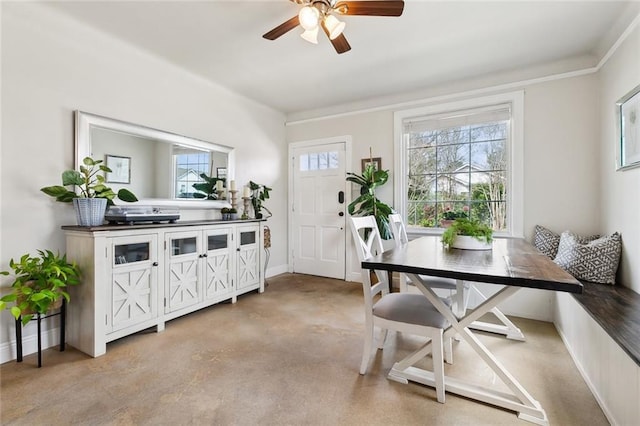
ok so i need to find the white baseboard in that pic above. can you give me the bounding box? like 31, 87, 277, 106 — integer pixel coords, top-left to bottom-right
0, 324, 62, 365
266, 263, 288, 278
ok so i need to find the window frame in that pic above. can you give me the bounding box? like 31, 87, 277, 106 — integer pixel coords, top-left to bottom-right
393, 91, 524, 238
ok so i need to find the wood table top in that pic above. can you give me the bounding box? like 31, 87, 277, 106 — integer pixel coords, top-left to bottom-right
362, 236, 583, 294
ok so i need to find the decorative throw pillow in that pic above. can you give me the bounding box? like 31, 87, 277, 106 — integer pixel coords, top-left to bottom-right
534, 225, 561, 258
534, 225, 600, 259
553, 231, 622, 284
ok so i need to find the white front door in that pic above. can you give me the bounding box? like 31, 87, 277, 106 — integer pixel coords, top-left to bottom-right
291, 141, 347, 279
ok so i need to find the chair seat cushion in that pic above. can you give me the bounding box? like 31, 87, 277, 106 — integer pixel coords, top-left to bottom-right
373, 293, 448, 329
418, 275, 458, 290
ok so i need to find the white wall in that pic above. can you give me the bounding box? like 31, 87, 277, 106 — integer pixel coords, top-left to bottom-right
286, 74, 602, 321
0, 3, 287, 361
598, 22, 640, 293
92, 129, 158, 198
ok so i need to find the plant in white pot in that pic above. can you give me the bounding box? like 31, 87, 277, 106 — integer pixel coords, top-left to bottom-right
41, 157, 138, 226
441, 218, 493, 250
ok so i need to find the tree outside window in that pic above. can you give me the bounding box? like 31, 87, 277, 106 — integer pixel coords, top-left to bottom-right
405, 117, 508, 231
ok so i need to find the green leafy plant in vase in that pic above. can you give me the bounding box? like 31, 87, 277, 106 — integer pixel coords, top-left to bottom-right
249, 181, 272, 219
441, 218, 493, 250
0, 250, 80, 325
346, 162, 393, 239
41, 157, 138, 226
192, 173, 224, 200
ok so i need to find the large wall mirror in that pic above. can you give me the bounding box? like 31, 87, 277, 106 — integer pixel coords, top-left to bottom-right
76, 111, 234, 208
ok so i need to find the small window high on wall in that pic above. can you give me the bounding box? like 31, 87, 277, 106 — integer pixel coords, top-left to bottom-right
394, 92, 524, 237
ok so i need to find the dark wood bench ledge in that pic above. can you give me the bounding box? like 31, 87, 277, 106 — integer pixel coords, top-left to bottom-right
570, 281, 640, 367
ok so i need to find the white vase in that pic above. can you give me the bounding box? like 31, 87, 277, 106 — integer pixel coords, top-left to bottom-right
73, 198, 107, 226
451, 235, 492, 250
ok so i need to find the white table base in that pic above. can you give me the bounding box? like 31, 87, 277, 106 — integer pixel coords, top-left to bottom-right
454, 280, 526, 341
391, 274, 548, 426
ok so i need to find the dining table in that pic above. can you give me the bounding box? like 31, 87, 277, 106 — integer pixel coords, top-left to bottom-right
361, 235, 582, 426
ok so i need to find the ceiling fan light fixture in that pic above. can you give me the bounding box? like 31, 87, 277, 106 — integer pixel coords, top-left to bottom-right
298, 6, 320, 31
324, 14, 345, 40
300, 27, 319, 44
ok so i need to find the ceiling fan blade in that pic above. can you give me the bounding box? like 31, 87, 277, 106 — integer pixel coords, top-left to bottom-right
263, 16, 300, 40
330, 34, 352, 54
321, 20, 351, 54
334, 1, 404, 17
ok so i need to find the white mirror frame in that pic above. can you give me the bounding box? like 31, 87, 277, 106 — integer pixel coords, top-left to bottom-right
75, 110, 234, 209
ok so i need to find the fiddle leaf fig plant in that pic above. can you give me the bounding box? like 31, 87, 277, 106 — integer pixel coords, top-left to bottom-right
192, 173, 224, 200
41, 157, 138, 206
347, 163, 393, 239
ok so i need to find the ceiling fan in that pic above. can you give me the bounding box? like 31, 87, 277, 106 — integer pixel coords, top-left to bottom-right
263, 0, 405, 54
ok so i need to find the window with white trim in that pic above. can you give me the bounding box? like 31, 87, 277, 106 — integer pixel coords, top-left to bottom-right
394, 92, 524, 236
174, 147, 211, 199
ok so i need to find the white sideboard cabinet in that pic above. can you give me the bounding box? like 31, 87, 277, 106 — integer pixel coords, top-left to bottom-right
63, 220, 265, 357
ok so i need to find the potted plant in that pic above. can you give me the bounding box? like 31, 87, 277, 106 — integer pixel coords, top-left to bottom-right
346, 162, 393, 239
41, 157, 138, 226
0, 250, 80, 325
221, 207, 230, 220
192, 173, 224, 200
248, 181, 272, 219
441, 218, 493, 250
229, 208, 238, 220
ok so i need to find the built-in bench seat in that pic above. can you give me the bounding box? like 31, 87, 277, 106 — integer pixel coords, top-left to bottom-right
572, 280, 640, 366
554, 281, 640, 425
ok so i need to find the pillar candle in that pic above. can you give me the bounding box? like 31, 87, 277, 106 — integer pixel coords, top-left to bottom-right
243, 186, 251, 198
216, 180, 223, 191
230, 180, 236, 191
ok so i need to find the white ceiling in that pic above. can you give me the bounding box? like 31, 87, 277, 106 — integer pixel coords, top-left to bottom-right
44, 1, 639, 117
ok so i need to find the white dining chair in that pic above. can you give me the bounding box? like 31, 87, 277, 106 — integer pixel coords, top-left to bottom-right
388, 213, 525, 341
349, 215, 448, 403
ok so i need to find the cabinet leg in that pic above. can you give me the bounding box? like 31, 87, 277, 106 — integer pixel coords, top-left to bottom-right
15, 317, 23, 363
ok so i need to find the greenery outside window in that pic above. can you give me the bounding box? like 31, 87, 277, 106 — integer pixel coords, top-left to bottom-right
394, 92, 524, 237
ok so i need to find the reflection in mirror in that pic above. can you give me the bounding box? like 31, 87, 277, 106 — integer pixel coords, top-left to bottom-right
76, 111, 234, 208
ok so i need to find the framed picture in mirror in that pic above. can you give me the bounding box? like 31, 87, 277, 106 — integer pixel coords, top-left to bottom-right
106, 155, 131, 183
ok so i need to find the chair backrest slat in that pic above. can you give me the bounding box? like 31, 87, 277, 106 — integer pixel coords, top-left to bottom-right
349, 216, 389, 305
389, 213, 409, 247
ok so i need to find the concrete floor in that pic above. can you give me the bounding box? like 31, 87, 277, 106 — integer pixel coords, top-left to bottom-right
1, 273, 608, 425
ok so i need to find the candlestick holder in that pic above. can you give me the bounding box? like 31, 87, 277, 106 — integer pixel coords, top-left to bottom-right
229, 190, 239, 212
242, 197, 251, 220
216, 190, 226, 200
